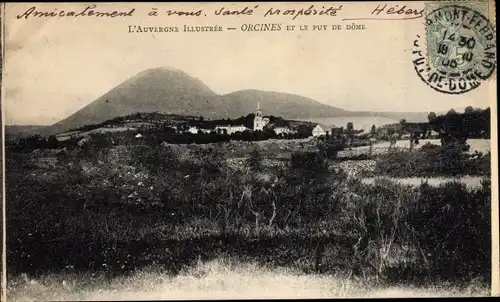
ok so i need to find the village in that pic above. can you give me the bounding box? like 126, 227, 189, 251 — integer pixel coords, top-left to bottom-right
7, 101, 460, 170
54, 102, 338, 142
50, 102, 444, 149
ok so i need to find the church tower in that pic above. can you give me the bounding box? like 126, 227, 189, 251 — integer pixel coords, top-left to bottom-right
253, 101, 265, 131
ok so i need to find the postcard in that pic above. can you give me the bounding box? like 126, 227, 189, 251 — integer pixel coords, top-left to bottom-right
1, 1, 498, 300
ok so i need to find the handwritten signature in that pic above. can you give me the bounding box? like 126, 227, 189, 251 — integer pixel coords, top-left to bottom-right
343, 4, 424, 21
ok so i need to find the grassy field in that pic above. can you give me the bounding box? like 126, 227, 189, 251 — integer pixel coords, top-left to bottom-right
353, 139, 491, 154
57, 127, 139, 141
7, 258, 489, 301
5, 137, 492, 298
361, 176, 486, 189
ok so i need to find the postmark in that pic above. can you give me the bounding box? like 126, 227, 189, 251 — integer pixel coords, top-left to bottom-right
412, 3, 496, 94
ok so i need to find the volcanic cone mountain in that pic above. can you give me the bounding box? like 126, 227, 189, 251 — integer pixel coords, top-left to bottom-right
46, 67, 432, 135
49, 67, 351, 133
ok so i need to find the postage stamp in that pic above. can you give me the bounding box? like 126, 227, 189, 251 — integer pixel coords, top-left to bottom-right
412, 1, 496, 94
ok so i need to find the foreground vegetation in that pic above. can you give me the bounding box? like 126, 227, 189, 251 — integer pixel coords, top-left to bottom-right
8, 258, 489, 300
6, 139, 491, 290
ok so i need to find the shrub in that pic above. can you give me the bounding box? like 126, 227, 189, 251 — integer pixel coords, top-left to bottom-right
344, 180, 418, 279
374, 145, 490, 177
247, 149, 263, 172
289, 151, 328, 178
130, 145, 179, 175
337, 178, 491, 284
317, 137, 346, 159
409, 180, 490, 281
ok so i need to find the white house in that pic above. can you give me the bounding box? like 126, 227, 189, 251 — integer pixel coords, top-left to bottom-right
215, 125, 249, 135
274, 127, 296, 135
312, 124, 332, 137
187, 126, 199, 134
185, 126, 212, 134
230, 125, 249, 133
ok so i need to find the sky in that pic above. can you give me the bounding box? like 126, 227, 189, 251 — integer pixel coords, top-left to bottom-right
2, 2, 495, 125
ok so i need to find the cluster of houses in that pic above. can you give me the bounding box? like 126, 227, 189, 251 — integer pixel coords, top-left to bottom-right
57, 103, 378, 144
184, 102, 297, 136
186, 124, 298, 136
182, 103, 351, 138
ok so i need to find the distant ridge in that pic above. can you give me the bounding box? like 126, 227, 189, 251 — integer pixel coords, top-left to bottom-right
8, 67, 445, 136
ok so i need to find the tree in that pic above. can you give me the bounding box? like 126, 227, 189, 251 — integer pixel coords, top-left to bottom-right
346, 122, 354, 147
47, 135, 59, 149
178, 123, 189, 132
346, 122, 354, 132
428, 112, 437, 122
386, 127, 397, 149
430, 108, 467, 150
319, 135, 347, 159
409, 131, 421, 151
296, 124, 313, 138
247, 148, 263, 172
464, 106, 475, 114
25, 135, 43, 150
399, 118, 407, 135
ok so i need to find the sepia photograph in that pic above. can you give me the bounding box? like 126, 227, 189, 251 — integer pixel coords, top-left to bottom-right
1, 1, 498, 300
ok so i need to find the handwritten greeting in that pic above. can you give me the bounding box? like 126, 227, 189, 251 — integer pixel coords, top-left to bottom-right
15, 4, 424, 21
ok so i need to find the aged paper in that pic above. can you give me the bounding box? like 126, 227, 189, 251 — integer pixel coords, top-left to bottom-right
1, 1, 498, 300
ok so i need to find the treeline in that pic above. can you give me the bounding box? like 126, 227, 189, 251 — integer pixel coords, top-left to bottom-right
428, 107, 490, 141
144, 127, 311, 145
378, 107, 490, 141
71, 112, 194, 132
6, 134, 62, 152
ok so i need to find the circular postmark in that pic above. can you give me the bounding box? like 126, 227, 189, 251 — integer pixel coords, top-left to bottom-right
412, 4, 496, 94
